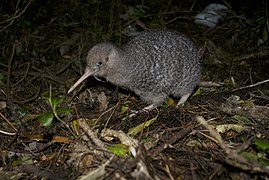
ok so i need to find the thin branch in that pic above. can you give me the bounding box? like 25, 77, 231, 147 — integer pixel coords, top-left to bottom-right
0, 0, 32, 24
233, 79, 269, 91
12, 62, 30, 87
0, 111, 17, 131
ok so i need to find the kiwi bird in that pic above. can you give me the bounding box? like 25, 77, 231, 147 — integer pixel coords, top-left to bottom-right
68, 29, 201, 108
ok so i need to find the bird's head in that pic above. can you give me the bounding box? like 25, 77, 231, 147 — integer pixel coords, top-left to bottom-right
68, 42, 121, 93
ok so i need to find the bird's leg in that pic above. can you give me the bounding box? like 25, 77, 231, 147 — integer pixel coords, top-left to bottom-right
141, 104, 155, 112
129, 104, 155, 118
128, 92, 166, 118
176, 93, 191, 107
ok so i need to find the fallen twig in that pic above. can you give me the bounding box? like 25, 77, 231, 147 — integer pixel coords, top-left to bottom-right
196, 116, 269, 175
233, 79, 269, 91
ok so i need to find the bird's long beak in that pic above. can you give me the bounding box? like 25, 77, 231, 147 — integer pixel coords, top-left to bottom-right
68, 70, 93, 93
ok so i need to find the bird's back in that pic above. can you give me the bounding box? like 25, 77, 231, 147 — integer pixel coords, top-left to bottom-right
121, 30, 200, 98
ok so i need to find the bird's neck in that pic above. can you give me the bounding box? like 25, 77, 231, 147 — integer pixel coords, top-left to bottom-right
106, 52, 130, 88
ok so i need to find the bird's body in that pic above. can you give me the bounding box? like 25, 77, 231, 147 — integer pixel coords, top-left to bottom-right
68, 29, 201, 107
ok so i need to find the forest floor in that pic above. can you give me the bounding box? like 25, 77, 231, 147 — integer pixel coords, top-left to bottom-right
0, 0, 269, 179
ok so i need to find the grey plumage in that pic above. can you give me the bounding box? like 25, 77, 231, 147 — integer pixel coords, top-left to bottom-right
68, 29, 201, 107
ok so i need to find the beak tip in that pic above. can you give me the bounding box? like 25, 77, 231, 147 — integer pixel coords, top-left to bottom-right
67, 87, 74, 94
67, 71, 93, 94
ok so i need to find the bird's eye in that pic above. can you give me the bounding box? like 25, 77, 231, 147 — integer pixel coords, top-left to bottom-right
96, 61, 103, 66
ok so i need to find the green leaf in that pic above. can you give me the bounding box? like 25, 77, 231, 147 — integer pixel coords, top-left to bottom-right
255, 139, 269, 153
240, 151, 269, 167
21, 156, 34, 165
42, 96, 62, 107
240, 151, 258, 161
12, 156, 34, 166
56, 107, 73, 113
192, 88, 201, 97
240, 140, 269, 167
165, 97, 176, 106
50, 97, 62, 107
232, 114, 252, 124
38, 111, 54, 126
106, 144, 129, 157
128, 116, 157, 136
121, 101, 131, 113
215, 124, 245, 133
